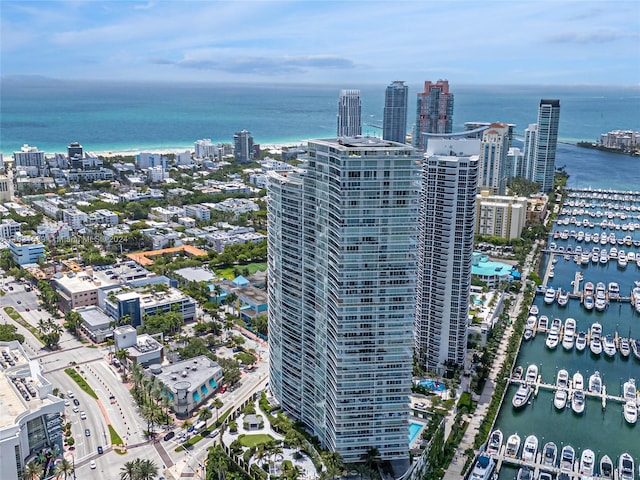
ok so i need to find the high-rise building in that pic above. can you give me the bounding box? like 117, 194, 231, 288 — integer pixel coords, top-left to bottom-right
505, 147, 524, 181
67, 141, 84, 169
476, 190, 528, 240
13, 144, 46, 168
267, 137, 421, 470
478, 122, 510, 195
233, 130, 254, 163
415, 139, 478, 375
336, 89, 361, 137
533, 99, 560, 191
414, 80, 454, 151
383, 81, 408, 143
522, 123, 538, 182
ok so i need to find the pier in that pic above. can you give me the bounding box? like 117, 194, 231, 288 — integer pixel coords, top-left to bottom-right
508, 377, 631, 407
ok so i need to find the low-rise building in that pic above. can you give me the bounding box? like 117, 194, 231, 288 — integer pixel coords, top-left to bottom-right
104, 286, 196, 327
76, 306, 114, 343
526, 193, 549, 224
471, 252, 517, 289
62, 208, 89, 230
53, 270, 108, 312
0, 341, 65, 480
476, 190, 528, 240
183, 204, 211, 222
9, 235, 45, 265
155, 355, 223, 417
0, 219, 22, 239
113, 326, 163, 366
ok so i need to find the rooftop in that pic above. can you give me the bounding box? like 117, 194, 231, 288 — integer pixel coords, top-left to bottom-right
76, 305, 113, 329
156, 355, 222, 393
471, 252, 514, 277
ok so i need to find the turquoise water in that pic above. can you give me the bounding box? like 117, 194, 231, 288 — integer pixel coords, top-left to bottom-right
494, 191, 640, 479
409, 422, 423, 444
418, 379, 447, 392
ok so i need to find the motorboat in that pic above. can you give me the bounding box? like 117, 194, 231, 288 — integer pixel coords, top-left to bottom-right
610, 246, 618, 258
560, 445, 575, 472
485, 429, 503, 455
590, 337, 603, 355
620, 337, 631, 358
513, 366, 524, 380
608, 281, 620, 295
512, 383, 532, 409
623, 400, 638, 425
521, 434, 538, 462
576, 331, 587, 352
596, 281, 606, 295
591, 322, 602, 340
595, 294, 608, 311
619, 452, 635, 480
557, 369, 569, 389
537, 315, 549, 332
572, 388, 586, 414
584, 295, 595, 311
550, 317, 562, 332
542, 441, 557, 467
524, 316, 536, 341
584, 281, 595, 296
618, 254, 628, 268
562, 318, 576, 350
623, 378, 636, 402
546, 330, 559, 349
516, 467, 533, 480
544, 287, 556, 304
603, 334, 617, 357
529, 305, 539, 316
600, 455, 614, 479
505, 433, 521, 457
554, 389, 568, 410
525, 364, 538, 384
557, 289, 569, 307
632, 339, 640, 361
580, 449, 596, 477
469, 455, 495, 480
589, 371, 602, 394
538, 473, 553, 480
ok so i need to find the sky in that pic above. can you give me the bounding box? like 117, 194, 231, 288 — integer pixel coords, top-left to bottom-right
1, 0, 639, 86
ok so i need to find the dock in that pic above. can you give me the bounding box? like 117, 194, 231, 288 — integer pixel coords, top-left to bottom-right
508, 377, 628, 407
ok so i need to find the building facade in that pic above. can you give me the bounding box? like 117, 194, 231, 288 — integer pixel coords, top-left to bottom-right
533, 99, 560, 192
414, 80, 454, 151
13, 145, 46, 168
9, 235, 45, 265
478, 122, 510, 195
415, 139, 478, 375
476, 190, 528, 240
336, 90, 362, 137
383, 81, 408, 143
233, 130, 254, 164
267, 137, 420, 470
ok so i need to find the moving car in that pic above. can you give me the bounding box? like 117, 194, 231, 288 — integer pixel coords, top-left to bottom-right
89, 461, 96, 470
97, 446, 103, 455
85, 429, 91, 437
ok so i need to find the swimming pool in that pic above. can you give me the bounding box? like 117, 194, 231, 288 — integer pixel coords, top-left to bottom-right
418, 379, 446, 392
409, 422, 423, 444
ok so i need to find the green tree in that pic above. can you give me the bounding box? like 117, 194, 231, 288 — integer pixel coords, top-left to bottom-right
212, 397, 223, 424
64, 311, 82, 337
22, 461, 43, 480
135, 459, 158, 480
0, 323, 25, 343
119, 460, 138, 480
198, 406, 213, 427
54, 458, 74, 480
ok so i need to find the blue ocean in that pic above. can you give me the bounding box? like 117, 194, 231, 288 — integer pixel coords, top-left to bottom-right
1, 78, 639, 189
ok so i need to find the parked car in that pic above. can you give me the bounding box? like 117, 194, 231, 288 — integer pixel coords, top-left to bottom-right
67, 391, 74, 398
80, 411, 87, 420
72, 407, 79, 413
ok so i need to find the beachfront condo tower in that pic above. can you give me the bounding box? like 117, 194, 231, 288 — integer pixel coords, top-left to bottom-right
336, 89, 362, 137
267, 136, 421, 472
383, 81, 409, 143
415, 139, 478, 375
478, 122, 510, 195
233, 129, 254, 164
413, 80, 454, 151
533, 99, 561, 192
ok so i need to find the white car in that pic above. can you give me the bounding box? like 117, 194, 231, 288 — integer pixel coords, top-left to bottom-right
64, 400, 70, 407
67, 391, 74, 398
89, 460, 96, 470
79, 411, 87, 420
72, 406, 79, 413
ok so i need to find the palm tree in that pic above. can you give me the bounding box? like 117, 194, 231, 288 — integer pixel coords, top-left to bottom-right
212, 397, 223, 424
135, 458, 158, 480
181, 419, 193, 436
22, 461, 43, 480
198, 407, 212, 428
54, 458, 74, 480
115, 349, 129, 378
213, 284, 222, 305
129, 361, 145, 400
119, 460, 138, 480
361, 447, 380, 474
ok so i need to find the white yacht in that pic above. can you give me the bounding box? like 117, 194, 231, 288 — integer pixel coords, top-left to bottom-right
620, 337, 631, 357
591, 322, 602, 339
524, 316, 536, 341
573, 371, 584, 390
595, 293, 608, 311
576, 331, 587, 352
560, 445, 576, 472
581, 251, 590, 263
512, 383, 532, 409
623, 378, 637, 402
557, 289, 569, 306
588, 371, 602, 394
544, 287, 556, 304
619, 252, 628, 268
572, 373, 585, 414
505, 433, 521, 457
542, 442, 557, 467
516, 467, 533, 480
469, 455, 495, 480
538, 315, 549, 332
557, 369, 569, 389
554, 388, 568, 410
619, 452, 635, 480
608, 281, 620, 295
600, 455, 614, 479
610, 246, 618, 258
624, 400, 638, 425
529, 305, 539, 316
521, 435, 538, 462
580, 449, 596, 477
603, 334, 617, 357
562, 318, 576, 350
525, 364, 538, 384
584, 281, 595, 296
546, 330, 559, 349
584, 295, 595, 311
485, 429, 503, 455
590, 336, 603, 355
550, 317, 562, 332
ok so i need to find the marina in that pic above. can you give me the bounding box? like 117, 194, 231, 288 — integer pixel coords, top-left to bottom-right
489, 188, 640, 479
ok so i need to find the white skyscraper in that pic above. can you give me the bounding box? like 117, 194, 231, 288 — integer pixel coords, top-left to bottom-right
268, 137, 421, 471
478, 122, 510, 195
522, 123, 538, 182
336, 89, 362, 137
533, 99, 561, 192
415, 139, 478, 375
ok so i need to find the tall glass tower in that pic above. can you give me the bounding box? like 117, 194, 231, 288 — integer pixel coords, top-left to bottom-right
533, 99, 560, 192
413, 80, 454, 151
415, 139, 478, 375
268, 137, 421, 470
383, 81, 408, 143
336, 89, 362, 137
